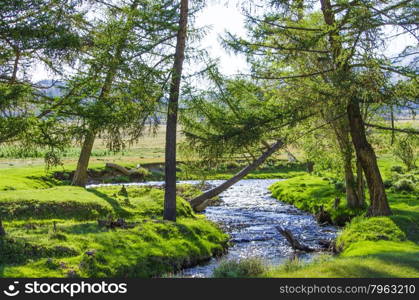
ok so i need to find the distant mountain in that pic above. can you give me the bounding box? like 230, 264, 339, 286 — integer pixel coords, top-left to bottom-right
36, 80, 67, 98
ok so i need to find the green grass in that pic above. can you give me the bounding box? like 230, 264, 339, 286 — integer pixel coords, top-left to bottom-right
0, 165, 64, 191
266, 160, 419, 278
269, 174, 362, 225
0, 159, 307, 192
264, 241, 419, 277
0, 185, 198, 221
178, 161, 306, 181
213, 258, 266, 278
1, 217, 228, 278
0, 184, 228, 278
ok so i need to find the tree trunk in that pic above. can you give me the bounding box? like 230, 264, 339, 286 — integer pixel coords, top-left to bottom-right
72, 131, 95, 187
189, 139, 284, 210
331, 118, 360, 208
356, 157, 365, 207
320, 0, 390, 216
347, 99, 391, 216
71, 3, 138, 188
163, 0, 189, 222
343, 155, 360, 209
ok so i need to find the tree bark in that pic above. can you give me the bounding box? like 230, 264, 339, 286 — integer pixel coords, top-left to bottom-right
276, 226, 315, 252
72, 131, 96, 187
356, 157, 365, 207
343, 156, 359, 209
163, 0, 189, 221
189, 139, 284, 210
347, 99, 391, 216
320, 0, 390, 216
331, 118, 360, 208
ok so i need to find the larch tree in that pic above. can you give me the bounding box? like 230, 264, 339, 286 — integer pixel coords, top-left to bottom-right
61, 0, 180, 187
223, 0, 417, 216
163, 0, 189, 221
0, 0, 86, 235
0, 0, 85, 149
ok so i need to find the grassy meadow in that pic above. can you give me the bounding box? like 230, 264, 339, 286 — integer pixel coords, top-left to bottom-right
0, 123, 418, 278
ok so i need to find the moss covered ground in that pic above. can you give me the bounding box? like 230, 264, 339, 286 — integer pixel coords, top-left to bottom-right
0, 176, 228, 277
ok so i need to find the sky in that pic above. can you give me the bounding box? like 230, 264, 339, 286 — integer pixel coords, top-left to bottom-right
31, 1, 416, 82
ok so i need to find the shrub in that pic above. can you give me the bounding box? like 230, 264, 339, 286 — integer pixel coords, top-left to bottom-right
383, 179, 393, 189
390, 165, 404, 174
393, 179, 415, 192
129, 167, 151, 180
334, 181, 346, 193
393, 136, 418, 171
225, 161, 240, 170
213, 258, 266, 278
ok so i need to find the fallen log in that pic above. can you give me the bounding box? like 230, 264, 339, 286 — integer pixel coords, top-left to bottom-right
105, 163, 137, 176
276, 226, 315, 252
189, 139, 285, 210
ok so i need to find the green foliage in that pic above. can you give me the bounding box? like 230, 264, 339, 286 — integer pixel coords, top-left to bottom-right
392, 134, 418, 171
390, 165, 404, 174
393, 179, 416, 192
0, 0, 84, 150
212, 258, 266, 278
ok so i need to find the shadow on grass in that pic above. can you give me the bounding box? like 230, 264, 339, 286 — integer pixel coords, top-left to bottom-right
61, 222, 108, 235
372, 251, 419, 272
325, 263, 401, 278
26, 175, 63, 187
86, 189, 131, 217
390, 213, 419, 242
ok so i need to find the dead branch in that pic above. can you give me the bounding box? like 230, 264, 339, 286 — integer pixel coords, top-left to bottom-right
276, 226, 315, 252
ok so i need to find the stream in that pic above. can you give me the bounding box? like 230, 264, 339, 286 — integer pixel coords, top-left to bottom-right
88, 178, 338, 278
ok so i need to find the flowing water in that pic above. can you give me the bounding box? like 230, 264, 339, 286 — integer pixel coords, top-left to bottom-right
88, 178, 337, 278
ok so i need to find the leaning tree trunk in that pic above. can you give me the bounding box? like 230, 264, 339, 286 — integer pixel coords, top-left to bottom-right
72, 131, 95, 187
347, 99, 391, 216
163, 0, 189, 222
71, 3, 138, 188
189, 139, 284, 210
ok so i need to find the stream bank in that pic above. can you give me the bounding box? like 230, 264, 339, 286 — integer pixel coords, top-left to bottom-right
91, 179, 338, 277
